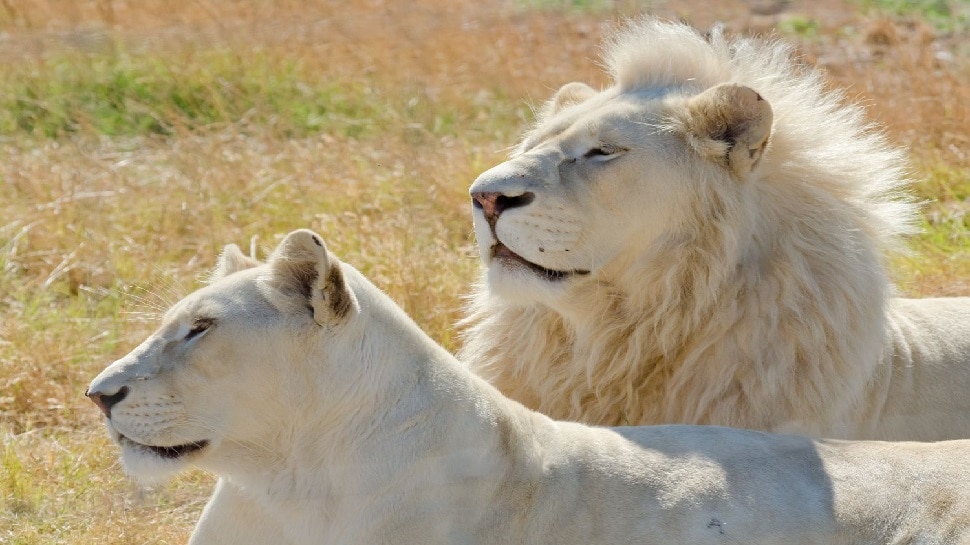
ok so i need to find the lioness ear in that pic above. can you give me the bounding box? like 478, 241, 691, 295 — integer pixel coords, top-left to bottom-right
211, 243, 260, 281
267, 229, 357, 326
673, 83, 773, 179
541, 81, 597, 118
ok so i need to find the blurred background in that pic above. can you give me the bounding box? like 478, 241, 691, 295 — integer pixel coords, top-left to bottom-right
1, 0, 968, 542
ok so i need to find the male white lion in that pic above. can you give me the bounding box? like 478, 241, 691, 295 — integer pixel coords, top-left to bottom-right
463, 18, 970, 439
88, 229, 970, 545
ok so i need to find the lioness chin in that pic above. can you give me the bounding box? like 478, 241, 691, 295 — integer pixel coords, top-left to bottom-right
89, 229, 970, 545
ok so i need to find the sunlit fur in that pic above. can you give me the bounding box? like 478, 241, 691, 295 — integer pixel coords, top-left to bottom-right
461, 18, 970, 439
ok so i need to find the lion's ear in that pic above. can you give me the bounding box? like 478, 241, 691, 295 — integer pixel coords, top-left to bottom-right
541, 81, 597, 118
211, 243, 260, 281
674, 83, 773, 179
267, 229, 357, 326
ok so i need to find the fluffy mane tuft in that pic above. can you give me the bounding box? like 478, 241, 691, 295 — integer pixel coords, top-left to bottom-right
602, 18, 917, 249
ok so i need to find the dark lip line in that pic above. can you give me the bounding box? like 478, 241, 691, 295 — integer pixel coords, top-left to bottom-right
120, 434, 209, 459
490, 243, 590, 281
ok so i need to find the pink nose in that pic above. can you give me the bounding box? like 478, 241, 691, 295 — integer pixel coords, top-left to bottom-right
85, 386, 129, 418
472, 192, 502, 218
471, 191, 535, 224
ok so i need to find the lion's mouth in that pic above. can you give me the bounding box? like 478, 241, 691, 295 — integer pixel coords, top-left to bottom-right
119, 434, 209, 459
490, 243, 590, 281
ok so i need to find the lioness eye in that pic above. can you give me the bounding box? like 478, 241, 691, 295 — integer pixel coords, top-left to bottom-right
185, 318, 214, 341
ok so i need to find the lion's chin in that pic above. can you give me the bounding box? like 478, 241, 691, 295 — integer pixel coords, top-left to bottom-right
490, 243, 589, 282
485, 249, 592, 307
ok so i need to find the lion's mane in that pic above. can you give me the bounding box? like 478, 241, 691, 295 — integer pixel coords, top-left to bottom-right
460, 19, 917, 435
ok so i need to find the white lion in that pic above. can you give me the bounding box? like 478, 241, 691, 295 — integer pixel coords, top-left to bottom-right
462, 17, 970, 439
88, 229, 970, 545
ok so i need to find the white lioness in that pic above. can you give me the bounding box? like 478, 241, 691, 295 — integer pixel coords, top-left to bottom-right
463, 18, 970, 439
88, 229, 970, 545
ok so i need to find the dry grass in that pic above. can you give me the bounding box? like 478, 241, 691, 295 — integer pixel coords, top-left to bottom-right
0, 0, 967, 543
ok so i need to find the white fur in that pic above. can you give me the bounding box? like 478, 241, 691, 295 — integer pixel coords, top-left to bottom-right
88, 229, 970, 544
462, 17, 970, 438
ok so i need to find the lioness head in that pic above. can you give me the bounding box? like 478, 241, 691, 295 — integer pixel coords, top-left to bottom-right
86, 229, 358, 481
469, 31, 771, 308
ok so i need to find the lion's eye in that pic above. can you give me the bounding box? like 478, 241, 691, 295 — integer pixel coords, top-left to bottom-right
185, 318, 214, 341
584, 145, 626, 160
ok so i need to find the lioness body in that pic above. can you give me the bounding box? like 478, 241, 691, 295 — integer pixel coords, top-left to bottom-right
88, 230, 970, 544
463, 18, 970, 438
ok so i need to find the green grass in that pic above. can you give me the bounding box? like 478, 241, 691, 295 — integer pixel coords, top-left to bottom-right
892, 162, 970, 294
0, 51, 382, 138
915, 165, 969, 237
857, 0, 970, 32
778, 15, 821, 39
519, 0, 614, 11
0, 50, 524, 140
1, 424, 212, 544
0, 52, 380, 138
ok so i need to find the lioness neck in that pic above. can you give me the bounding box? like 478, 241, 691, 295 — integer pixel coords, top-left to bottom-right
241, 265, 553, 544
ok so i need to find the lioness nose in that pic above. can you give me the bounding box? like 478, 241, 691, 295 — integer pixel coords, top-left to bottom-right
471, 191, 535, 222
85, 386, 129, 418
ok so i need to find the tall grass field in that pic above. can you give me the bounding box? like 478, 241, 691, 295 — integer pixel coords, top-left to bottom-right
1, 0, 968, 542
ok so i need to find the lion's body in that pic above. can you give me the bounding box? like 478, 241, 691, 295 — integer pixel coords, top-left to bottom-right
88, 230, 970, 544
463, 18, 970, 438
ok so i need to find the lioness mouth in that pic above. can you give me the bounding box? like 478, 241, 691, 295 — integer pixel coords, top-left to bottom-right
120, 435, 209, 459
491, 243, 589, 281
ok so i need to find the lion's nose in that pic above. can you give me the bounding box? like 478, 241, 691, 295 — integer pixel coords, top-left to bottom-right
85, 385, 129, 418
471, 191, 535, 224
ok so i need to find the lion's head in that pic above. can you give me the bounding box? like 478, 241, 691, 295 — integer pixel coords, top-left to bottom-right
86, 230, 359, 481
470, 79, 771, 309
461, 18, 916, 432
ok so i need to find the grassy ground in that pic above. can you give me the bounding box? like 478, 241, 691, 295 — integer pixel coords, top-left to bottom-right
1, 0, 967, 542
